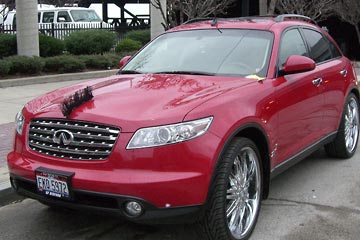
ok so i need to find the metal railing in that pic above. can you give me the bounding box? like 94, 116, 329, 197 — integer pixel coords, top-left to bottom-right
1, 17, 150, 40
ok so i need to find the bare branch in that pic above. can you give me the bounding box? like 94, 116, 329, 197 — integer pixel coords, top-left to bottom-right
333, 0, 360, 47
276, 0, 336, 21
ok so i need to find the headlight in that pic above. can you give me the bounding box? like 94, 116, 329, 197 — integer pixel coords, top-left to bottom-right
127, 117, 213, 149
15, 111, 25, 135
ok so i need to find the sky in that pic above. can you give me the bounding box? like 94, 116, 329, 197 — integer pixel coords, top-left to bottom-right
89, 3, 150, 19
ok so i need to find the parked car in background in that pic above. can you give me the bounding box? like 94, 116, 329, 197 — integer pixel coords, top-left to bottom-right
3, 6, 112, 39
7, 15, 359, 240
4, 7, 104, 26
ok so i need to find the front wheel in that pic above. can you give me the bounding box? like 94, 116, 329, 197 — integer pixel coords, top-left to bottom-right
325, 93, 359, 158
201, 137, 262, 240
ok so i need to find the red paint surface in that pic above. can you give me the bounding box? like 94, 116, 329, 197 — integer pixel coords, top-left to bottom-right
8, 18, 359, 209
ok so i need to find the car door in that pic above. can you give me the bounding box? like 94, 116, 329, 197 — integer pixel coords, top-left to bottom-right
301, 28, 349, 135
274, 28, 325, 165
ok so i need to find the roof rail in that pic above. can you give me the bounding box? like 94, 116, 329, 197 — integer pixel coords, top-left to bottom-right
274, 14, 318, 25
182, 18, 213, 25
182, 15, 318, 26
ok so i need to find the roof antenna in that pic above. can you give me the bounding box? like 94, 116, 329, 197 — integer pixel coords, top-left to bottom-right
211, 17, 222, 33
211, 17, 217, 26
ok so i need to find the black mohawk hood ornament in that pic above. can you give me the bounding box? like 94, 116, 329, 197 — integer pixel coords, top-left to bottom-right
61, 86, 94, 117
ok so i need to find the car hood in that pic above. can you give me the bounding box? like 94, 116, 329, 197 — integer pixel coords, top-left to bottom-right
24, 74, 256, 132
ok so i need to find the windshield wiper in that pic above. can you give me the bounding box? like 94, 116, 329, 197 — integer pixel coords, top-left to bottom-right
153, 71, 215, 76
118, 70, 143, 74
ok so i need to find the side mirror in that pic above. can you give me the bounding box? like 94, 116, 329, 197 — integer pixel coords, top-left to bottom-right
119, 56, 132, 69
282, 55, 315, 75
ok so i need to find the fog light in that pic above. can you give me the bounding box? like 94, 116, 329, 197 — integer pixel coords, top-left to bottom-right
125, 201, 143, 217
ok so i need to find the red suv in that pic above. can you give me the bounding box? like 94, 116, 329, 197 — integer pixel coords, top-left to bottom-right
7, 15, 359, 240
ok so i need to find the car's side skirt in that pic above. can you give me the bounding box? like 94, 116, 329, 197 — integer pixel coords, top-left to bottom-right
270, 132, 337, 179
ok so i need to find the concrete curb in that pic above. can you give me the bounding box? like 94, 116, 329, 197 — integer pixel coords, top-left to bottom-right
0, 69, 119, 88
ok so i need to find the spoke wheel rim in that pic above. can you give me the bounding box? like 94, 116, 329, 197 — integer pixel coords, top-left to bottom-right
344, 98, 359, 153
226, 146, 261, 239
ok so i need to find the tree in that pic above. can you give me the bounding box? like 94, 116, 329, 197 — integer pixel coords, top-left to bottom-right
276, 0, 336, 22
151, 0, 237, 29
333, 0, 360, 47
268, 0, 277, 15
259, 0, 278, 15
180, 0, 237, 19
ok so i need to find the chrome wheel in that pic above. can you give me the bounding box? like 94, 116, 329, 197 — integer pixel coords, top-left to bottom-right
344, 98, 359, 153
226, 146, 261, 239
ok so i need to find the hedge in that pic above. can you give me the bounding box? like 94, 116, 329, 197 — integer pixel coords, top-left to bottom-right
0, 34, 64, 58
5, 56, 44, 75
39, 34, 64, 57
44, 55, 86, 73
0, 60, 12, 76
115, 39, 142, 54
65, 30, 117, 55
0, 34, 17, 58
0, 53, 132, 77
124, 29, 150, 45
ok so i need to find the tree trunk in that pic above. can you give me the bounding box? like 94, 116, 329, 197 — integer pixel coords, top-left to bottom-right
259, 0, 267, 15
355, 23, 360, 48
268, 0, 277, 15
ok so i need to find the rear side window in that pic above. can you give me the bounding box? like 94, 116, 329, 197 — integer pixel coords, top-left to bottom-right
57, 11, 72, 22
302, 29, 332, 63
279, 29, 308, 67
42, 12, 55, 23
328, 40, 342, 58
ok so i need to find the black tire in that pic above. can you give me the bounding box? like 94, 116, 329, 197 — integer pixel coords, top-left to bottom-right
200, 137, 263, 240
325, 93, 360, 158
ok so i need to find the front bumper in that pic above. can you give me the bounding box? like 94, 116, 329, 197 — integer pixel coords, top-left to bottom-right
10, 174, 205, 224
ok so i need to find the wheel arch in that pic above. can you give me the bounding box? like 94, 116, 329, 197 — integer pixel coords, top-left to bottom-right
207, 123, 271, 204
350, 87, 360, 104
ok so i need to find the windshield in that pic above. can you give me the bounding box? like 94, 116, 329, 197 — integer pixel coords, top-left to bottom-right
123, 29, 273, 78
70, 10, 101, 22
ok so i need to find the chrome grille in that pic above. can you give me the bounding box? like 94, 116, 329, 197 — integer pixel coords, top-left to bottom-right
28, 119, 120, 160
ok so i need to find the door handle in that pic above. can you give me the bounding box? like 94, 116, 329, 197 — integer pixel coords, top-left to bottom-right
312, 78, 323, 86
340, 70, 348, 76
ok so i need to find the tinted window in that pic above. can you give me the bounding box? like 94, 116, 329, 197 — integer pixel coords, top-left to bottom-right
279, 29, 308, 67
328, 40, 342, 58
57, 11, 72, 22
302, 29, 332, 63
43, 12, 55, 23
70, 10, 101, 22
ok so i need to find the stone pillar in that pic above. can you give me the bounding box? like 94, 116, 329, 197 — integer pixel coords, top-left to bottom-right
16, 0, 39, 56
150, 0, 166, 39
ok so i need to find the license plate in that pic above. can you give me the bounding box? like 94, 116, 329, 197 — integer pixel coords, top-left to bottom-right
35, 167, 74, 200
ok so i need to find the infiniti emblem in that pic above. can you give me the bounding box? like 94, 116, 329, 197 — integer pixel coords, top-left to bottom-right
53, 130, 74, 145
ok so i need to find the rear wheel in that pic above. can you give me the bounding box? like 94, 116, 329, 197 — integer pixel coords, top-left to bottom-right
325, 93, 359, 158
201, 137, 262, 240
